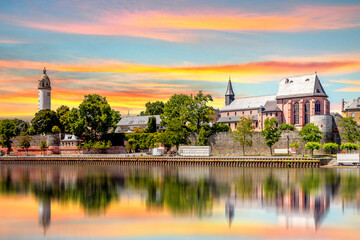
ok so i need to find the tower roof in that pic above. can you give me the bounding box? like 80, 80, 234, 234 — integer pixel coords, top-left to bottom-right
38, 67, 51, 90
226, 77, 235, 96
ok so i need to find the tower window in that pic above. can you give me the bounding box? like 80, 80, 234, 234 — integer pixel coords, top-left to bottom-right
315, 101, 321, 115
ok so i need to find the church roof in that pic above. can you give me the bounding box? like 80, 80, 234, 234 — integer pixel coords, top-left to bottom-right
343, 97, 360, 110
226, 78, 235, 96
217, 114, 258, 123
276, 73, 327, 99
38, 67, 51, 90
222, 95, 276, 111
262, 100, 282, 112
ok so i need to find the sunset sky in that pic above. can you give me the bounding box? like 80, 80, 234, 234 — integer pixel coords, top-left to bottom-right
0, 0, 360, 119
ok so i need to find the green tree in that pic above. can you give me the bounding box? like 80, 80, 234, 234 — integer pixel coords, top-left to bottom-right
31, 109, 60, 134
189, 91, 214, 132
279, 123, 296, 131
340, 143, 358, 153
18, 133, 31, 155
12, 118, 30, 136
56, 105, 70, 132
52, 126, 61, 134
261, 117, 281, 155
40, 140, 48, 155
323, 143, 339, 155
68, 108, 85, 137
339, 117, 360, 143
211, 123, 230, 133
140, 101, 165, 116
146, 116, 157, 133
78, 94, 121, 140
0, 119, 16, 154
305, 142, 322, 157
28, 125, 36, 135
161, 94, 192, 126
232, 117, 254, 155
158, 119, 189, 149
197, 125, 212, 146
298, 123, 323, 143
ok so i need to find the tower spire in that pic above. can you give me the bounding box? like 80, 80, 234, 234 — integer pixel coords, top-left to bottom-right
225, 76, 235, 106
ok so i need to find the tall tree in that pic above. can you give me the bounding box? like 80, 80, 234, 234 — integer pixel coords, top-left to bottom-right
158, 119, 189, 149
339, 117, 360, 143
298, 123, 323, 143
232, 117, 254, 155
161, 94, 192, 126
12, 118, 30, 136
78, 94, 121, 140
0, 119, 16, 154
146, 116, 157, 133
140, 101, 165, 116
189, 91, 214, 132
56, 105, 70, 132
18, 133, 32, 155
31, 109, 60, 134
68, 108, 85, 137
261, 117, 281, 156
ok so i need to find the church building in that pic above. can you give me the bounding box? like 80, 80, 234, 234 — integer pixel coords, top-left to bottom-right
218, 73, 330, 131
38, 67, 51, 111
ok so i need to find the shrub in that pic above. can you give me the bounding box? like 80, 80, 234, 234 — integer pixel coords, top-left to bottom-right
322, 143, 339, 155
340, 143, 358, 153
305, 142, 322, 157
279, 123, 296, 131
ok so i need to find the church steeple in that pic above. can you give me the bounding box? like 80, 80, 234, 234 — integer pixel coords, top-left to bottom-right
225, 77, 235, 105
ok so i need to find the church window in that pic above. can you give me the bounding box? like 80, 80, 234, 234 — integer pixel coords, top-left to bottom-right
227, 112, 229, 116
266, 113, 268, 116
305, 101, 310, 124
276, 113, 278, 117
250, 111, 252, 114
270, 113, 272, 116
235, 112, 237, 116
242, 111, 244, 115
315, 101, 321, 115
294, 102, 299, 125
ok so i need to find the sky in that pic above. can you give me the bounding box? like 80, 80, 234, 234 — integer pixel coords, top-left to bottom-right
0, 0, 360, 119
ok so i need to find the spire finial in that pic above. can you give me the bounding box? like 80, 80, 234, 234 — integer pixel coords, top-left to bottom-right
43, 67, 46, 74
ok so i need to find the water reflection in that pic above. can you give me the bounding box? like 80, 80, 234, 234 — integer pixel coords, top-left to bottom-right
0, 165, 359, 238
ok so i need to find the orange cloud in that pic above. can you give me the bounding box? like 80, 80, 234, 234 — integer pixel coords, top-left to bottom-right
1, 57, 360, 83
1, 5, 360, 42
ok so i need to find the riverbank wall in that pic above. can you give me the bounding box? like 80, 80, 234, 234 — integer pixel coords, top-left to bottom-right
0, 156, 329, 168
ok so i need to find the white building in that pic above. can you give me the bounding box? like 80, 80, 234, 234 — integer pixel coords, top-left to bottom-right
115, 115, 162, 133
38, 67, 51, 111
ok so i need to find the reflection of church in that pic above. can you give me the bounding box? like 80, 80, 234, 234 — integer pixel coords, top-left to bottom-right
38, 197, 51, 234
224, 184, 330, 230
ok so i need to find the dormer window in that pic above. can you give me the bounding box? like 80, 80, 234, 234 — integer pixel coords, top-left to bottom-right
305, 78, 310, 81
285, 79, 289, 84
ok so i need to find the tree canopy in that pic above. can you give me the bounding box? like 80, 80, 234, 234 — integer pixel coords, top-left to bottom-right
298, 123, 323, 143
339, 117, 360, 143
0, 119, 16, 153
31, 109, 60, 134
232, 116, 254, 155
161, 94, 193, 126
261, 117, 281, 155
78, 94, 121, 140
140, 101, 165, 116
189, 91, 214, 132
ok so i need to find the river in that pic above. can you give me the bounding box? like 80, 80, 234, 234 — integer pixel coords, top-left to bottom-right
0, 164, 359, 239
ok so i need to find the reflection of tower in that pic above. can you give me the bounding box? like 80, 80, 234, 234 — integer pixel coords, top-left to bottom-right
38, 67, 51, 110
225, 184, 236, 227
39, 197, 51, 234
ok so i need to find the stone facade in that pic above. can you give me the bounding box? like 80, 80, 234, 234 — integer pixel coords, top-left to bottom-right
219, 73, 330, 131
342, 97, 360, 124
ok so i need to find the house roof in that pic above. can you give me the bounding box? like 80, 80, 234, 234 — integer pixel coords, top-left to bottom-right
221, 95, 276, 111
117, 115, 161, 126
276, 73, 327, 99
217, 114, 258, 123
343, 97, 360, 110
262, 100, 282, 112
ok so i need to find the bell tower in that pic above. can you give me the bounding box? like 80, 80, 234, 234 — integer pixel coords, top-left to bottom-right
38, 67, 51, 111
225, 77, 235, 106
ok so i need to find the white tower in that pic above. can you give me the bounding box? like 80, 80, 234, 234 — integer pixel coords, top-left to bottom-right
38, 67, 51, 111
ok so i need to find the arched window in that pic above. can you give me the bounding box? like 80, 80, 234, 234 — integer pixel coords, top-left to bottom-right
305, 101, 310, 124
294, 102, 299, 125
315, 101, 321, 115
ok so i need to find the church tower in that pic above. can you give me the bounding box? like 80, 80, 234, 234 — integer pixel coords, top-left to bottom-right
225, 77, 235, 106
38, 67, 51, 111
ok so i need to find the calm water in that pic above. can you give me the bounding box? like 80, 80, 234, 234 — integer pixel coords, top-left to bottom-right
0, 164, 359, 240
